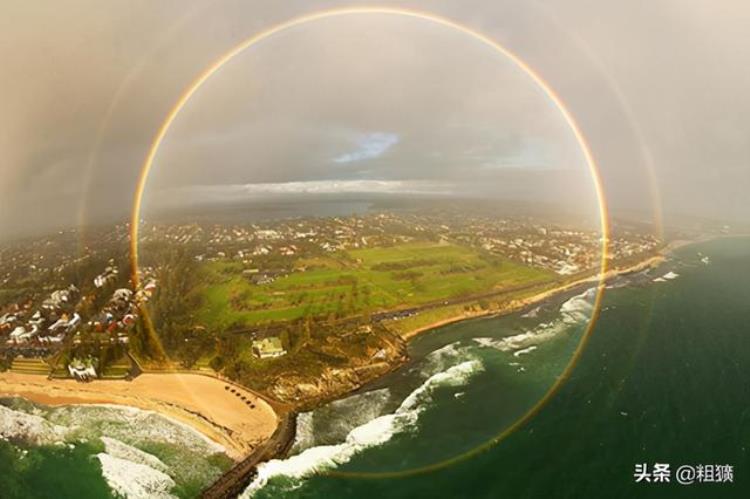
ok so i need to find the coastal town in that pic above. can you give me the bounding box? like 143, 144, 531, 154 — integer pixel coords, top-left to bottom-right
137, 211, 657, 276
0, 209, 661, 385
0, 207, 718, 499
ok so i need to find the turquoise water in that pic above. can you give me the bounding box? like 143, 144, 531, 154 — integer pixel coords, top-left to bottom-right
0, 440, 114, 499
3, 237, 749, 498
248, 237, 750, 498
0, 400, 232, 498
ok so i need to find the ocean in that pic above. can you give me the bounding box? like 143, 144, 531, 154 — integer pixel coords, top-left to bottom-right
0, 401, 233, 498
243, 236, 750, 498
2, 236, 748, 498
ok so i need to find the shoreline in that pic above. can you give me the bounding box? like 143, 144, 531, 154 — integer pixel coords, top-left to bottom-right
398, 251, 667, 342
397, 231, 749, 343
0, 250, 669, 457
0, 235, 725, 491
0, 371, 278, 461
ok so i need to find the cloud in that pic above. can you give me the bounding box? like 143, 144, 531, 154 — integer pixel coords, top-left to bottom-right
152, 179, 452, 209
478, 137, 555, 170
333, 132, 399, 164
3, 1, 750, 237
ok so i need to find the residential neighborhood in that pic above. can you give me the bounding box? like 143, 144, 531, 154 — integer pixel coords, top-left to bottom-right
0, 208, 661, 381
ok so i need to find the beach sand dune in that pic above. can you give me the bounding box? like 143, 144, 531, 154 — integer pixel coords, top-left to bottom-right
0, 372, 278, 460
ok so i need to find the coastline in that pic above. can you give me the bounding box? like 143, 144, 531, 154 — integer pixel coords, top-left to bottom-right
0, 371, 277, 461
0, 251, 663, 453
219, 248, 675, 494
0, 236, 717, 494
397, 232, 749, 343
398, 251, 668, 342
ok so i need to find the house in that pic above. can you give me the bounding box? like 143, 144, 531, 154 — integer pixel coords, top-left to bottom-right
9, 326, 28, 343
68, 359, 97, 382
48, 315, 70, 333
40, 333, 64, 345
90, 311, 114, 331
67, 312, 81, 328
42, 287, 76, 310
252, 245, 270, 256
252, 337, 287, 359
48, 312, 80, 333
0, 313, 16, 332
94, 267, 118, 288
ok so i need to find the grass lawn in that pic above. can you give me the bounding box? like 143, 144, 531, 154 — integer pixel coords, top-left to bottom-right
196, 241, 554, 329
384, 279, 565, 335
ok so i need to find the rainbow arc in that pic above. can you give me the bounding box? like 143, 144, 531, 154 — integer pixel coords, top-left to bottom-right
129, 6, 611, 478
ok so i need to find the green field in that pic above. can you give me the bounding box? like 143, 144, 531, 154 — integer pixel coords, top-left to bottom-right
196, 241, 553, 329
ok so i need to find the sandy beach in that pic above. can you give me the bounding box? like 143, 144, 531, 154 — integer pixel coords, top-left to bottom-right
0, 371, 278, 460
0, 248, 676, 463
400, 252, 666, 341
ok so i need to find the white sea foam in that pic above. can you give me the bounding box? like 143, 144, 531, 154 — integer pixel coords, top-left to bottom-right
290, 388, 392, 454
473, 287, 595, 358
241, 360, 483, 497
290, 412, 315, 454
653, 271, 679, 282
472, 331, 538, 352
3, 400, 228, 496
50, 404, 225, 455
398, 361, 482, 412
559, 288, 596, 319
0, 405, 68, 445
100, 436, 169, 473
419, 341, 466, 377
325, 389, 392, 428
513, 346, 538, 357
97, 452, 177, 499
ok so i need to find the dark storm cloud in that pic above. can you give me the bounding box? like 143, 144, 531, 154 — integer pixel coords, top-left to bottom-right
1, 0, 748, 239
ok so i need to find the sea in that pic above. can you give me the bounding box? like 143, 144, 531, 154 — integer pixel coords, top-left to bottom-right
241, 236, 750, 499
2, 236, 749, 498
0, 402, 233, 498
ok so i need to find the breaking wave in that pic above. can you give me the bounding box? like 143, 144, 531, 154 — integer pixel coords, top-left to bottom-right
98, 436, 177, 498
419, 341, 468, 377
0, 405, 68, 445
97, 452, 176, 499
100, 436, 169, 473
48, 403, 225, 455
513, 346, 538, 357
473, 287, 596, 357
0, 400, 230, 497
653, 270, 680, 283
241, 360, 484, 497
290, 388, 392, 454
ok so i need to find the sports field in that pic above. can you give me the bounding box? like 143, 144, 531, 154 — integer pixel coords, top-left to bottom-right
196, 241, 553, 328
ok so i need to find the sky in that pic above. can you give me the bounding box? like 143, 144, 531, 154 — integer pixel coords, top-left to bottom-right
1, 0, 748, 240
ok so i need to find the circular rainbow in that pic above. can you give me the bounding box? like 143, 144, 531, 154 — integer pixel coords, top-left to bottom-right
129, 6, 611, 479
